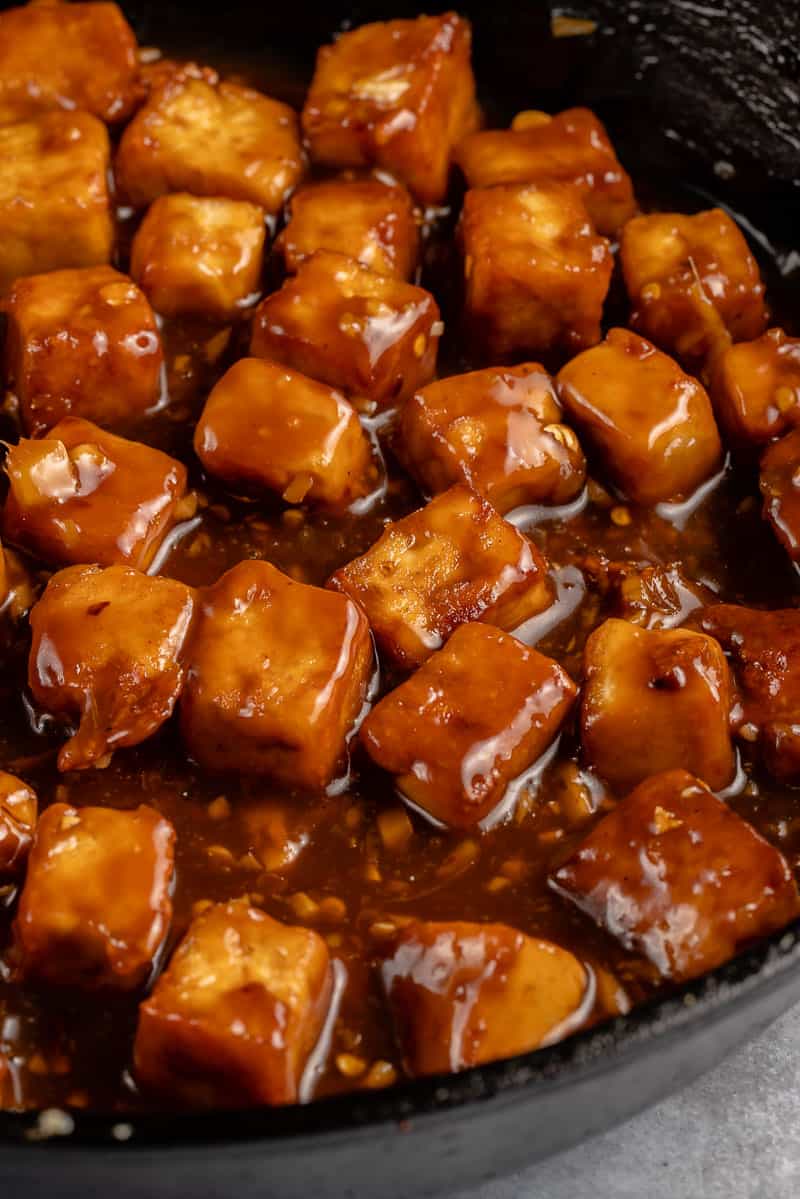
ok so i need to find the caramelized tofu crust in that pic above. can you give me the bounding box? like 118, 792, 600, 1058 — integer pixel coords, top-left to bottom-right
0, 112, 113, 292
557, 329, 723, 505
0, 772, 37, 880
620, 209, 768, 368
458, 183, 612, 360
399, 363, 586, 513
130, 194, 267, 321
552, 770, 800, 981
760, 428, 800, 563
276, 179, 419, 279
455, 107, 636, 235
380, 920, 589, 1075
0, 1, 139, 125
134, 899, 332, 1107
180, 559, 374, 786
302, 12, 478, 205
116, 74, 305, 214
711, 328, 800, 447
251, 251, 440, 409
361, 623, 576, 827
16, 803, 175, 990
328, 484, 552, 669
3, 417, 189, 571
195, 358, 373, 509
28, 565, 195, 772
4, 266, 163, 436
581, 618, 736, 792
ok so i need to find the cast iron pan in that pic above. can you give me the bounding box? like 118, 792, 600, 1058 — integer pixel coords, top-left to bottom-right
0, 2, 798, 1195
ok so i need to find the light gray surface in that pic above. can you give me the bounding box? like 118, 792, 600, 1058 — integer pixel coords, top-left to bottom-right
460, 1003, 800, 1199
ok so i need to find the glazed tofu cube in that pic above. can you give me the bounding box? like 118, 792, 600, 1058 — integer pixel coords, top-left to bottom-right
0, 112, 113, 292
251, 251, 440, 409
399, 363, 586, 512
301, 12, 478, 205
620, 209, 768, 368
180, 559, 374, 786
134, 899, 332, 1107
194, 358, 373, 509
557, 329, 722, 505
362, 623, 576, 827
458, 183, 612, 360
380, 920, 589, 1075
15, 803, 175, 990
581, 618, 735, 792
4, 266, 163, 436
0, 772, 37, 880
455, 107, 636, 235
710, 328, 800, 447
760, 428, 800, 564
0, 1, 139, 125
116, 74, 305, 215
328, 484, 553, 669
28, 564, 195, 772
276, 179, 419, 280
130, 194, 267, 321
551, 769, 800, 981
3, 417, 189, 571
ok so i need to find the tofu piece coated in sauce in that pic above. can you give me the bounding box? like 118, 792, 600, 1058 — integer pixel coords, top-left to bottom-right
0, 772, 37, 881
760, 428, 800, 566
710, 328, 800, 447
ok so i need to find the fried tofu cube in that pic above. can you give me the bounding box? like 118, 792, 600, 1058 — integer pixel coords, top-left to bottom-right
0, 1, 139, 125
180, 559, 374, 785
0, 111, 113, 292
116, 74, 305, 215
760, 428, 800, 564
458, 183, 612, 361
301, 12, 478, 205
134, 899, 332, 1107
4, 266, 163, 436
581, 618, 735, 792
455, 107, 636, 236
380, 920, 589, 1074
276, 179, 419, 280
0, 772, 37, 880
399, 363, 586, 513
328, 484, 553, 669
3, 417, 189, 571
251, 251, 440, 408
557, 329, 722, 505
551, 770, 800, 981
194, 358, 373, 509
620, 209, 768, 368
28, 564, 195, 772
710, 328, 800, 447
130, 194, 267, 321
15, 803, 175, 990
362, 623, 576, 827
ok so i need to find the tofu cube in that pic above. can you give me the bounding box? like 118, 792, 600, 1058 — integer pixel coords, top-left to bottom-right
361, 622, 576, 827
581, 618, 736, 792
301, 12, 478, 205
180, 559, 374, 786
551, 769, 800, 981
455, 107, 636, 235
399, 362, 586, 513
620, 209, 769, 368
130, 194, 267, 321
760, 428, 800, 564
459, 183, 612, 360
380, 920, 589, 1075
3, 416, 189, 571
0, 1, 139, 125
116, 74, 305, 215
15, 803, 175, 990
194, 358, 374, 509
557, 328, 722, 505
251, 251, 441, 409
4, 266, 163, 436
710, 328, 800, 447
328, 484, 553, 669
28, 564, 195, 772
276, 178, 419, 280
0, 772, 37, 880
0, 111, 113, 292
134, 899, 332, 1107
